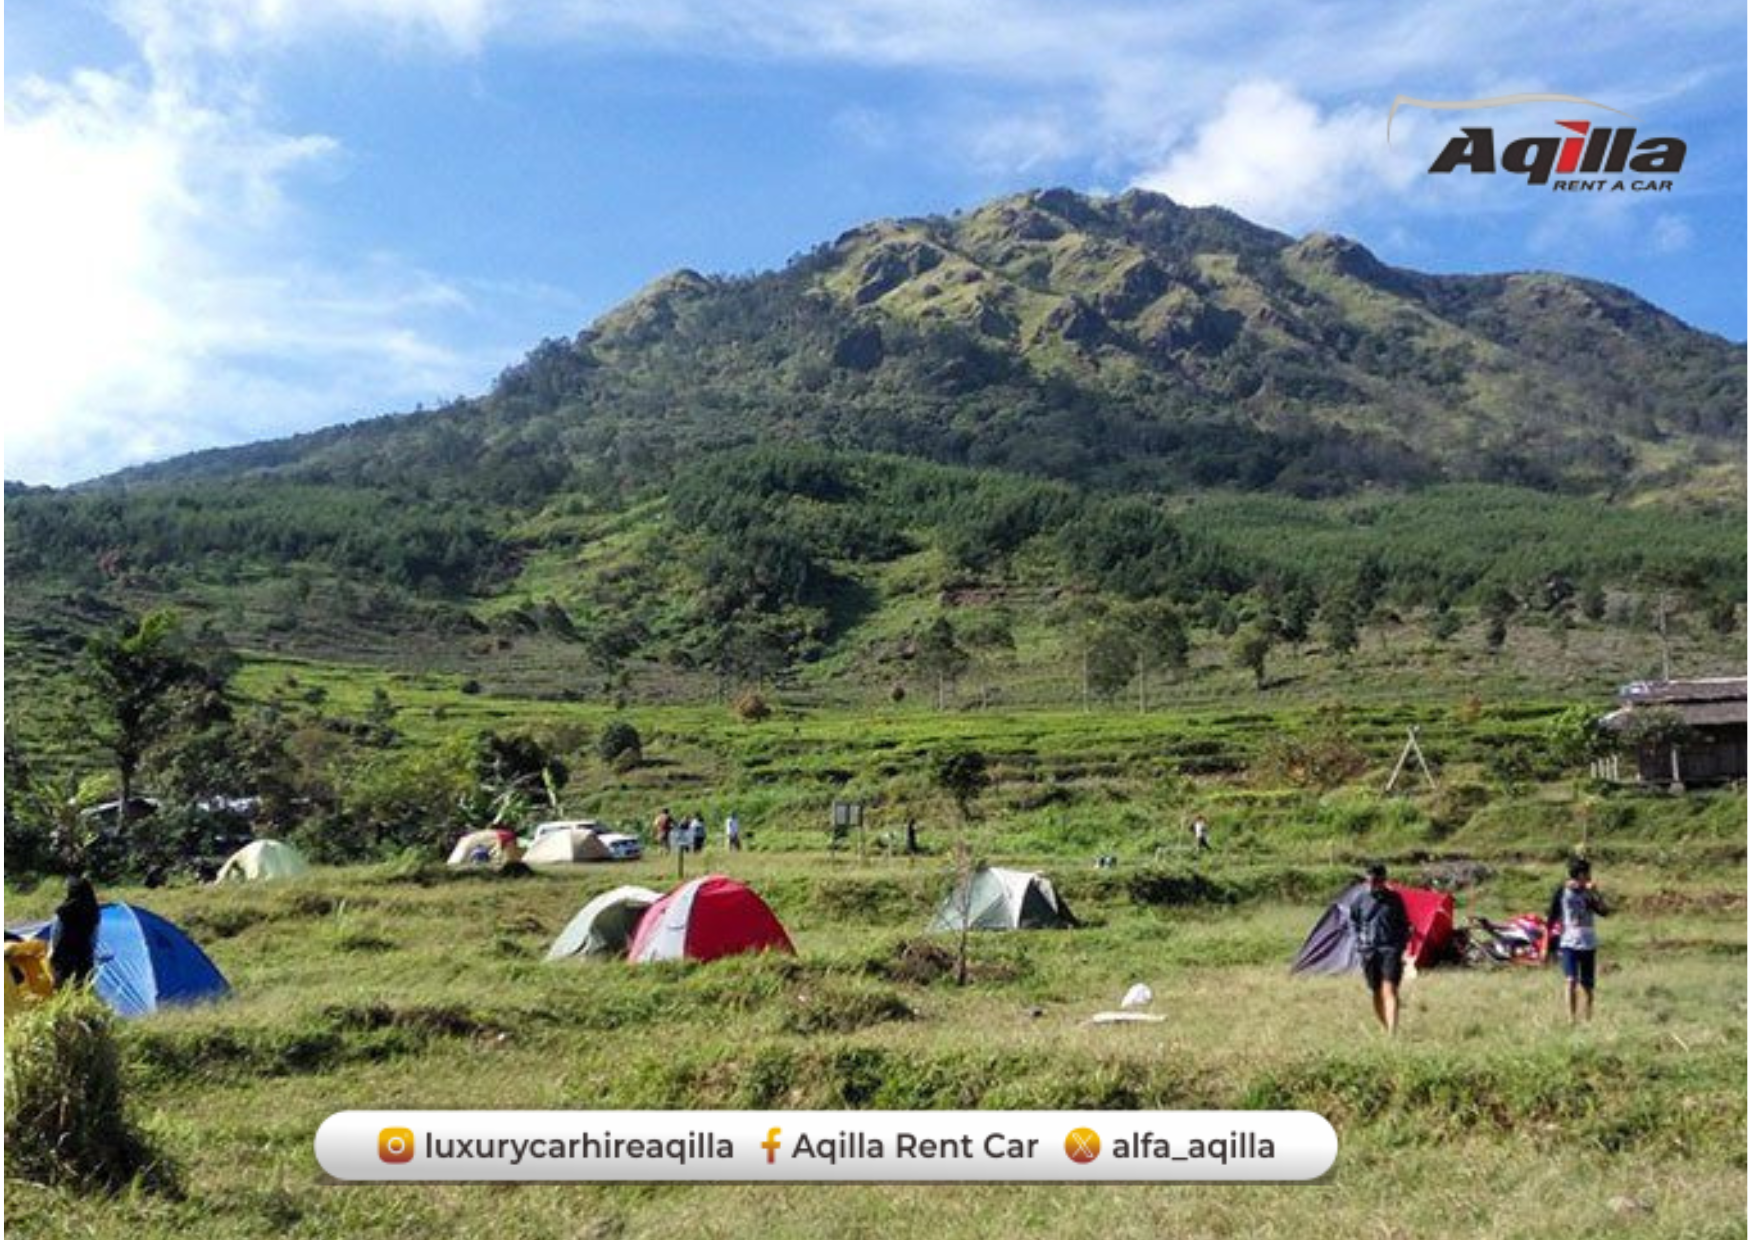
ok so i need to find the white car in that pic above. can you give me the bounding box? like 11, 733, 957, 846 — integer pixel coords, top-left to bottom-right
526, 819, 603, 847
599, 832, 643, 861
524, 820, 642, 861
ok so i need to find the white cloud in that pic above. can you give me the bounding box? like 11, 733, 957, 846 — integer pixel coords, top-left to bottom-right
0, 63, 497, 484
4, 0, 1740, 480
961, 108, 1080, 175
1649, 213, 1694, 254
1131, 81, 1421, 233
116, 0, 502, 63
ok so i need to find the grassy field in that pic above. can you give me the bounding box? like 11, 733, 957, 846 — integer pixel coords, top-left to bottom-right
6, 782, 1745, 1240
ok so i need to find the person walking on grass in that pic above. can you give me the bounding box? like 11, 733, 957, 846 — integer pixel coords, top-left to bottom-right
653, 807, 673, 852
1548, 857, 1609, 1023
1190, 814, 1210, 854
1351, 863, 1410, 1035
725, 812, 742, 852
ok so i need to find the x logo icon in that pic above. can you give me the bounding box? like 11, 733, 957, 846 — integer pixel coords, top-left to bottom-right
1065, 1128, 1100, 1163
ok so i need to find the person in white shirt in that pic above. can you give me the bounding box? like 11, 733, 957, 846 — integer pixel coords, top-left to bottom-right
1550, 857, 1609, 1023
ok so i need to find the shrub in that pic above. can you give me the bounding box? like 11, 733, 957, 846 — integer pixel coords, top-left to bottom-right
4, 990, 179, 1195
733, 691, 772, 722
596, 720, 643, 767
1252, 734, 1369, 790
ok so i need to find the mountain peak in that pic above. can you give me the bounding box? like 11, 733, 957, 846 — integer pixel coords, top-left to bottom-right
72, 187, 1745, 500
589, 268, 715, 344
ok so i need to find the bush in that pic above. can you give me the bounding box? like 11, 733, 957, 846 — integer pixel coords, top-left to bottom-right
1252, 734, 1369, 790
596, 719, 643, 766
734, 691, 772, 722
4, 990, 179, 1195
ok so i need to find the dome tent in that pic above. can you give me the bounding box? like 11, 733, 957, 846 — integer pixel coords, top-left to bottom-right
447, 829, 522, 867
11, 904, 229, 1018
524, 826, 612, 865
216, 839, 311, 882
546, 886, 663, 961
627, 876, 794, 964
929, 866, 1075, 931
1291, 881, 1457, 975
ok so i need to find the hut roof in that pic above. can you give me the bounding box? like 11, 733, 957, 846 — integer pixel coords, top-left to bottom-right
1603, 678, 1747, 731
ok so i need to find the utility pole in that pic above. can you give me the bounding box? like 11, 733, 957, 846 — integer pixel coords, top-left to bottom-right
1656, 591, 1672, 680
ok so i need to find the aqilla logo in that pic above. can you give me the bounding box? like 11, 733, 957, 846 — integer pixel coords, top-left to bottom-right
1392, 93, 1686, 189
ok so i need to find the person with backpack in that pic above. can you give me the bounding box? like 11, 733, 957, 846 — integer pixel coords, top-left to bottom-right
1547, 857, 1610, 1023
1350, 863, 1411, 1035
49, 874, 101, 989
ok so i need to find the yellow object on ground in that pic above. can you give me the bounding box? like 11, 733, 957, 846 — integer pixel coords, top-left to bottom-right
4, 940, 55, 1019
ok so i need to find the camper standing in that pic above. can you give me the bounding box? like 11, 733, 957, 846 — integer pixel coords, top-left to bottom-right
1191, 814, 1210, 853
1548, 858, 1609, 1023
49, 875, 100, 988
654, 808, 673, 851
1351, 863, 1410, 1035
725, 813, 742, 852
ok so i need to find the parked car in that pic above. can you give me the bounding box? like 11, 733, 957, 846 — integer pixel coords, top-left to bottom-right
525, 819, 603, 848
599, 832, 643, 861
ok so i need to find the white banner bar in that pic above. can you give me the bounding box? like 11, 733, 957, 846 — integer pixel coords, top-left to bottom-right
316, 1110, 1336, 1182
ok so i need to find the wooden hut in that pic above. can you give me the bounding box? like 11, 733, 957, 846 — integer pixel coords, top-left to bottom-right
1597, 677, 1747, 788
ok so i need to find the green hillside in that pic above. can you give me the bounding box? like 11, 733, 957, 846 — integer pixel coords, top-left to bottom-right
4, 187, 1743, 791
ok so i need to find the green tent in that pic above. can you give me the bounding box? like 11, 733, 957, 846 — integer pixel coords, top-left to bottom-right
930, 866, 1074, 931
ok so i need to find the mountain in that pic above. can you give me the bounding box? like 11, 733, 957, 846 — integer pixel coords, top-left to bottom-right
101, 186, 1745, 501
6, 188, 1743, 722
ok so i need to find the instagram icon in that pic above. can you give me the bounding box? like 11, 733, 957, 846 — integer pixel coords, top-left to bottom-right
378, 1127, 415, 1163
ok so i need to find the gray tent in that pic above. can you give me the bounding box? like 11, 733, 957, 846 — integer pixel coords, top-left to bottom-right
1289, 882, 1367, 975
546, 886, 663, 961
930, 866, 1074, 931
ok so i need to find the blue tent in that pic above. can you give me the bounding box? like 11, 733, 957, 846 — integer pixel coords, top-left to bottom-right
12, 903, 229, 1017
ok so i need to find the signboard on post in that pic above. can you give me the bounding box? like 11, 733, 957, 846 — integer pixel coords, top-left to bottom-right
831, 801, 865, 855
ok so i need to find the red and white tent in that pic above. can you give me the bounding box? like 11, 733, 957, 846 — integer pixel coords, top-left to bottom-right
627, 875, 795, 964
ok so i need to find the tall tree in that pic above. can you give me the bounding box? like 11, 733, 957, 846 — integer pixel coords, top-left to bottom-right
78, 610, 212, 837
1322, 590, 1360, 663
1232, 624, 1274, 690
1482, 587, 1518, 653
915, 617, 971, 709
933, 749, 991, 986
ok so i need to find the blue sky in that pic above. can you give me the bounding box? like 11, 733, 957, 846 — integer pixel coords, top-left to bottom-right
4, 0, 1744, 484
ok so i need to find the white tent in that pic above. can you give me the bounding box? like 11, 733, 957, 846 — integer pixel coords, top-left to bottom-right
545, 886, 663, 961
524, 826, 613, 865
215, 839, 311, 882
447, 829, 523, 867
929, 866, 1074, 931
